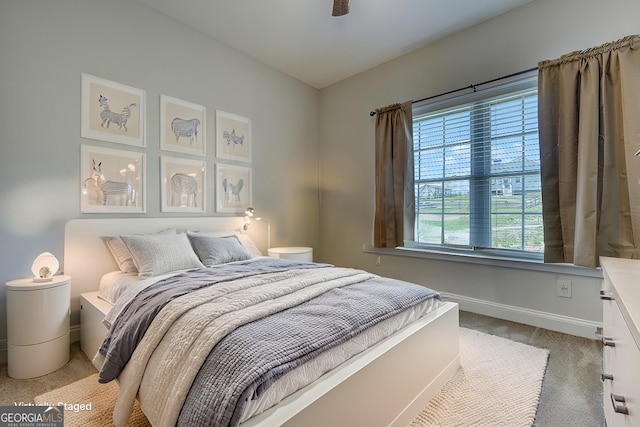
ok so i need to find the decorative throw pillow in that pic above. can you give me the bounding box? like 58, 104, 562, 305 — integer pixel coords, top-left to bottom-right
120, 232, 203, 278
103, 236, 138, 273
187, 233, 251, 266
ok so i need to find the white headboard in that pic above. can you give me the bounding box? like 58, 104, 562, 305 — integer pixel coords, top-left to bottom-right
64, 217, 247, 324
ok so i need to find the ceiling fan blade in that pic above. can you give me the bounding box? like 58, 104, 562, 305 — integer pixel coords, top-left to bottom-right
332, 0, 350, 16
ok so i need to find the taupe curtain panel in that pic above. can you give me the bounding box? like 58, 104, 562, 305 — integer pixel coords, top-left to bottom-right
538, 35, 640, 268
373, 101, 415, 248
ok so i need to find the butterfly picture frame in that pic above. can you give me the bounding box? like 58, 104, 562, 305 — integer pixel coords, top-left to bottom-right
215, 163, 251, 213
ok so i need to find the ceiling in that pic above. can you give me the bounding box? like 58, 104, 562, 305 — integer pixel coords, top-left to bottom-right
137, 0, 533, 89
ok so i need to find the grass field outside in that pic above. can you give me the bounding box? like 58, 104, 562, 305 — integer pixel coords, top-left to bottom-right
416, 193, 543, 251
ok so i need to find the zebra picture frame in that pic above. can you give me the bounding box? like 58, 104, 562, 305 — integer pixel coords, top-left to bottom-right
160, 95, 206, 156
216, 163, 252, 213
81, 145, 146, 213
161, 156, 206, 213
216, 110, 251, 163
81, 74, 146, 147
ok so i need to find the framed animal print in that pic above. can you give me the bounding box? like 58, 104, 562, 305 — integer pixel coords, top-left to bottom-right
81, 74, 146, 147
216, 110, 251, 163
215, 163, 251, 213
81, 145, 146, 213
161, 156, 206, 213
160, 95, 206, 156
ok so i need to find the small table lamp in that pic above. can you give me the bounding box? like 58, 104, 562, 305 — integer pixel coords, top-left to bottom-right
31, 252, 59, 282
244, 207, 271, 249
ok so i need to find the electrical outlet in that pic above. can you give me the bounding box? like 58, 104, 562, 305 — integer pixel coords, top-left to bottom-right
557, 280, 572, 298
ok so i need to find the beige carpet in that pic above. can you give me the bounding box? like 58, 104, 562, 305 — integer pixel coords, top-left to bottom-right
35, 327, 548, 427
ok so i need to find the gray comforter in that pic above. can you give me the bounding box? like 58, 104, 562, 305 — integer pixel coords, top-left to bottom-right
97, 258, 439, 427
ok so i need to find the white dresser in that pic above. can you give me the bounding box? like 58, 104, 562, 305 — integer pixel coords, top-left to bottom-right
600, 257, 640, 426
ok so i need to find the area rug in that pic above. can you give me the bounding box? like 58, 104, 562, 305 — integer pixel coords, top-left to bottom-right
35, 327, 548, 427
34, 376, 149, 427
411, 327, 549, 427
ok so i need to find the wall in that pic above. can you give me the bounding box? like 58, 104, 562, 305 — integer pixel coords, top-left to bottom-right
0, 0, 320, 360
317, 0, 640, 337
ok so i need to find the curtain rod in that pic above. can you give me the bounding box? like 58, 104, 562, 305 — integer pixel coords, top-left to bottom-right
369, 66, 538, 116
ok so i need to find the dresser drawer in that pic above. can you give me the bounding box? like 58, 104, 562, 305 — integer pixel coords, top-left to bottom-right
602, 293, 640, 426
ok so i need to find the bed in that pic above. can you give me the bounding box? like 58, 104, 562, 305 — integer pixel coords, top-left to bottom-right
64, 218, 459, 427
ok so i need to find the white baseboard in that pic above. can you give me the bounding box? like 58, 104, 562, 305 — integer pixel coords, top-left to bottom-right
442, 292, 602, 340
0, 326, 81, 366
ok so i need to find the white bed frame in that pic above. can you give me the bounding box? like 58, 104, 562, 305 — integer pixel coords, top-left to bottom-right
64, 218, 459, 427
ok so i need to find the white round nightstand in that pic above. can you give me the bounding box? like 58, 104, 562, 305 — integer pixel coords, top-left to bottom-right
268, 247, 313, 262
5, 274, 71, 379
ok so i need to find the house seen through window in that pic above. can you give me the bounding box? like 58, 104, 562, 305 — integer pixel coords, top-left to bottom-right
411, 77, 543, 258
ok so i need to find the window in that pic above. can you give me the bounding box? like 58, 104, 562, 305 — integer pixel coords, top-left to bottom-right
411, 77, 542, 258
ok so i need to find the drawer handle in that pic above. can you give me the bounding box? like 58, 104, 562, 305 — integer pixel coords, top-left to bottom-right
599, 290, 614, 300
601, 373, 614, 381
603, 337, 616, 347
611, 394, 629, 415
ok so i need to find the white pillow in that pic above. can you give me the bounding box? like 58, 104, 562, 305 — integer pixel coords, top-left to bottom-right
120, 232, 203, 278
236, 233, 263, 258
102, 236, 138, 273
98, 271, 140, 304
102, 228, 176, 273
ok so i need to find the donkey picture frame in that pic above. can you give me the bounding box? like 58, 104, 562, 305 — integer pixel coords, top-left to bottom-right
81, 145, 146, 213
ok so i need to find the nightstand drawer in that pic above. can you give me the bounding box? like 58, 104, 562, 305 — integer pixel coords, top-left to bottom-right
7, 282, 70, 345
5, 275, 71, 379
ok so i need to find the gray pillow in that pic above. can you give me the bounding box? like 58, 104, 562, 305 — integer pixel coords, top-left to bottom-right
121, 232, 203, 278
187, 233, 251, 266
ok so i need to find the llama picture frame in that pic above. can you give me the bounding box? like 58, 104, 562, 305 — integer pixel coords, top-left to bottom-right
81, 73, 146, 147
216, 110, 251, 163
160, 95, 206, 156
81, 145, 146, 213
161, 156, 206, 213
216, 163, 252, 213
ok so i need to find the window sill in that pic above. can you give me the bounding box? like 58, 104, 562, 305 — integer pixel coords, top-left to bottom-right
361, 245, 602, 279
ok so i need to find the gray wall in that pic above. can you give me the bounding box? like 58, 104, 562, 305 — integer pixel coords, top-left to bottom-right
2, 0, 638, 360
317, 0, 640, 335
0, 0, 319, 355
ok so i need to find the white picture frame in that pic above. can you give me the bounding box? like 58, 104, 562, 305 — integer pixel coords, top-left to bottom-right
160, 95, 206, 156
81, 74, 146, 147
161, 156, 206, 213
81, 145, 146, 213
216, 163, 252, 213
216, 110, 251, 162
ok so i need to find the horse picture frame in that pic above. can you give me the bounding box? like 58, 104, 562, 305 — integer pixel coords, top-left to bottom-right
160, 156, 206, 213
81, 74, 146, 147
81, 145, 146, 213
